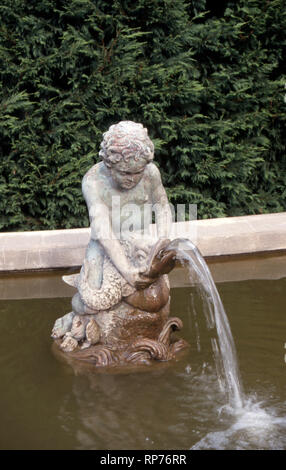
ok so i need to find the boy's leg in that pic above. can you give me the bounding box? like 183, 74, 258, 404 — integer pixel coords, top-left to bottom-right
85, 239, 105, 289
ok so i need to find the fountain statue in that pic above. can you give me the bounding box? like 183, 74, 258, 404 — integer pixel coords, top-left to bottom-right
51, 121, 188, 366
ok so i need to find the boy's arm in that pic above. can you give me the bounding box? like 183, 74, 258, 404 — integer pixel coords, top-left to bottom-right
149, 163, 173, 239
82, 169, 152, 288
82, 172, 132, 276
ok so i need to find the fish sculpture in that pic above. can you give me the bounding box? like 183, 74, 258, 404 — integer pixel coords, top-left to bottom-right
52, 238, 188, 365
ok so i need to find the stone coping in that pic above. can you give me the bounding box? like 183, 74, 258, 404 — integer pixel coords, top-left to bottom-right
0, 212, 285, 273
1, 253, 285, 300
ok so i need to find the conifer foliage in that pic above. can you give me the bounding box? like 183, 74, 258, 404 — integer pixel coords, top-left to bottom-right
0, 0, 285, 231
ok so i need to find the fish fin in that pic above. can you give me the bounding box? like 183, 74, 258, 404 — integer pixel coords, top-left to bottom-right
62, 274, 79, 287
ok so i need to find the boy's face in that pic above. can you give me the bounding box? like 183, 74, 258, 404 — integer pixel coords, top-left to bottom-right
109, 156, 147, 190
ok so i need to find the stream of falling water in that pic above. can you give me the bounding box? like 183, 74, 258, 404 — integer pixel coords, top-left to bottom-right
165, 239, 286, 449
167, 238, 244, 409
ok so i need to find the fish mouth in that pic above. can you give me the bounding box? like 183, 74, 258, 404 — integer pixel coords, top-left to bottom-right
143, 239, 176, 278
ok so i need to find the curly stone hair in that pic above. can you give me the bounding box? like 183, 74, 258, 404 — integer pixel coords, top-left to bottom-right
99, 121, 154, 167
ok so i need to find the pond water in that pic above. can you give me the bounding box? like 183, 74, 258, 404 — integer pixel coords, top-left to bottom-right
0, 272, 285, 450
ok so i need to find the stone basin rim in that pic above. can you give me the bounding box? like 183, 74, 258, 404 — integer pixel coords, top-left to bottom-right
0, 212, 285, 273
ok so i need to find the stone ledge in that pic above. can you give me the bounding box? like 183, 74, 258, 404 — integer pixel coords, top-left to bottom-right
0, 212, 285, 272
1, 253, 285, 300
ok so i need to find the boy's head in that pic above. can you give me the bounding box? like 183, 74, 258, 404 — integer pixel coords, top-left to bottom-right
99, 121, 154, 190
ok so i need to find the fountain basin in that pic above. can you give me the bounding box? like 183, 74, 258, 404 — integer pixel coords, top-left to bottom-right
0, 259, 285, 450
0, 214, 285, 449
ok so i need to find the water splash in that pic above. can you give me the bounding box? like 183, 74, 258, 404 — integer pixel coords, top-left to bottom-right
168, 238, 244, 409
191, 396, 286, 450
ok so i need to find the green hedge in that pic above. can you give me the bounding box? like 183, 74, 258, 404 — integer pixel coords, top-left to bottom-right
0, 0, 285, 231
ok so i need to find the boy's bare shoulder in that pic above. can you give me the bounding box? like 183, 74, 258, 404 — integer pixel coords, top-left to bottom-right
83, 162, 102, 182
82, 162, 106, 189
82, 163, 110, 206
146, 162, 163, 184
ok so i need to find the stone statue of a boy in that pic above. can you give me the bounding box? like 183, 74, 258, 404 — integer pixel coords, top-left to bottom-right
81, 121, 172, 291
52, 121, 188, 363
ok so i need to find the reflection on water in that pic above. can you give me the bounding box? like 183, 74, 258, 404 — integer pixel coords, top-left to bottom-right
0, 278, 285, 449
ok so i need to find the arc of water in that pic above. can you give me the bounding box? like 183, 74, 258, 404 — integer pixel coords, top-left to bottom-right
167, 238, 244, 409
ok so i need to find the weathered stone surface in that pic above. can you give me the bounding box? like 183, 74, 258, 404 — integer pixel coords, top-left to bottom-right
1, 253, 285, 300
0, 213, 285, 273
51, 121, 187, 367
